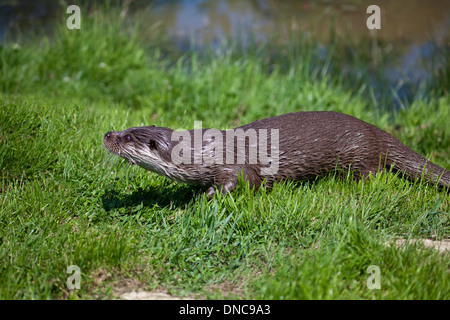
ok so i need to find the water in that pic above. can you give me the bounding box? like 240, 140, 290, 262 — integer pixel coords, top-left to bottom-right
146, 0, 449, 47
2, 0, 448, 46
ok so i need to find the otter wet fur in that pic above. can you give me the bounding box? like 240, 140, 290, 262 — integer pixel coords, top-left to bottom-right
104, 111, 449, 197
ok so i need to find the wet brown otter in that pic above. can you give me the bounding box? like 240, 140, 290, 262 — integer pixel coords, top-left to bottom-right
104, 111, 449, 197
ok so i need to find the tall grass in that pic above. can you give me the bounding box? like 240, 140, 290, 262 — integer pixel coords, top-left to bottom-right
0, 6, 448, 299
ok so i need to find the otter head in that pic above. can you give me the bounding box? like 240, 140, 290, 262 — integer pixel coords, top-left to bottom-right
103, 125, 175, 176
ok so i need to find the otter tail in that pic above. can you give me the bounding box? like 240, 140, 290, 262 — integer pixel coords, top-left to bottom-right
385, 138, 450, 190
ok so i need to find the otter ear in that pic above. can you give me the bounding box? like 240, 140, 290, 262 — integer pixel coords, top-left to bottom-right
149, 139, 157, 151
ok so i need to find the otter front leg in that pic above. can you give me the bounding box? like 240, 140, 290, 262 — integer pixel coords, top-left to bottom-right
205, 180, 237, 198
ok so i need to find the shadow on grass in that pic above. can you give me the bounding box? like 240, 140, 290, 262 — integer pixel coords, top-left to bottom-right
100, 173, 350, 214
101, 184, 206, 212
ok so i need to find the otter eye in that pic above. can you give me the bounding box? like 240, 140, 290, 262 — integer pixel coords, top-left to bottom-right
149, 139, 157, 150
124, 135, 132, 142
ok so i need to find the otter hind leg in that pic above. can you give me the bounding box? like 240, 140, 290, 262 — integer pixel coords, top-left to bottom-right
351, 165, 376, 183
205, 180, 237, 198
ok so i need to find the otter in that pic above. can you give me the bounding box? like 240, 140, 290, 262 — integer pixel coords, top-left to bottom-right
104, 111, 449, 197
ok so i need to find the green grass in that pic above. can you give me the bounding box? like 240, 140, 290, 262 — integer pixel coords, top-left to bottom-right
0, 7, 449, 300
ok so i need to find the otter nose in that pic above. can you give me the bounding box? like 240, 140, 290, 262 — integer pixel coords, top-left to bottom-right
104, 131, 113, 140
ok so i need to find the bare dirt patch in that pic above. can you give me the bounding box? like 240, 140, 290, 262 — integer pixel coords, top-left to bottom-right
202, 280, 246, 299
113, 279, 246, 300
390, 239, 450, 253
119, 289, 191, 300
112, 277, 195, 300
88, 267, 247, 300
114, 280, 246, 300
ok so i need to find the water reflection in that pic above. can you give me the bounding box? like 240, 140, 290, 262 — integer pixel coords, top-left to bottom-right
2, 0, 448, 45
145, 0, 450, 46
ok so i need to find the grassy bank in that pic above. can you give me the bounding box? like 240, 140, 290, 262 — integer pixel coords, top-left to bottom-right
0, 8, 449, 299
